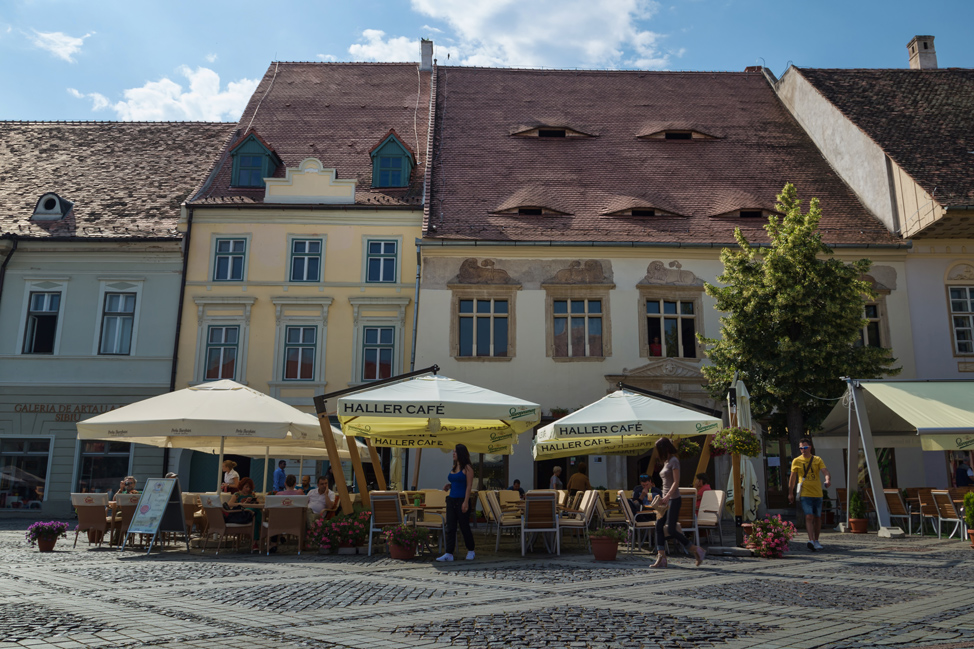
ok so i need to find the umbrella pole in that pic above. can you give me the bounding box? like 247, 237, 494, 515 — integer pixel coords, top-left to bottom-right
365, 440, 386, 490
347, 433, 371, 510
217, 438, 225, 492
411, 449, 422, 490
317, 414, 353, 515
262, 448, 269, 493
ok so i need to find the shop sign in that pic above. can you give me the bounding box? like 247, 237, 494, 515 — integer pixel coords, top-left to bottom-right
13, 403, 120, 422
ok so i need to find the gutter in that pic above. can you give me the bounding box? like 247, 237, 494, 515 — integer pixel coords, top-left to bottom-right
0, 238, 19, 312
187, 202, 420, 212
415, 239, 911, 250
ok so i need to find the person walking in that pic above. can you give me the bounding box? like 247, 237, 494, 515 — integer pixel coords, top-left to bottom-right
272, 460, 288, 493
788, 437, 832, 551
437, 444, 475, 562
651, 437, 706, 568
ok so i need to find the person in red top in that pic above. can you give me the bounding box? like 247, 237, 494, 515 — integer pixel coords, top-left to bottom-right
693, 473, 711, 513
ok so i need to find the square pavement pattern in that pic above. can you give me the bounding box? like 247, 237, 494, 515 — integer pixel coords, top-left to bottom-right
1, 520, 973, 649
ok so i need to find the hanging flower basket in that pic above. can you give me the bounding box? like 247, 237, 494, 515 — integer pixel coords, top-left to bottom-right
711, 427, 761, 457
677, 439, 701, 459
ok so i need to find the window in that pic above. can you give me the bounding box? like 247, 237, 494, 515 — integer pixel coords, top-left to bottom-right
857, 303, 883, 349
378, 157, 404, 187
950, 286, 974, 354
99, 293, 136, 355
236, 155, 265, 187
362, 326, 394, 381
370, 132, 414, 188
472, 453, 508, 490
205, 326, 239, 380
517, 207, 543, 216
739, 210, 763, 218
290, 239, 322, 282
631, 209, 656, 217
76, 441, 130, 494
214, 239, 246, 281
458, 298, 509, 357
552, 298, 603, 357
23, 292, 60, 354
645, 298, 697, 358
283, 326, 316, 380
366, 240, 398, 283
1, 438, 50, 509
538, 129, 566, 138
664, 131, 692, 140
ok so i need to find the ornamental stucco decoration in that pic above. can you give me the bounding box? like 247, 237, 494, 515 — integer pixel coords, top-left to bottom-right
452, 258, 520, 285
621, 358, 703, 378
639, 260, 703, 286
546, 260, 610, 284
948, 264, 974, 281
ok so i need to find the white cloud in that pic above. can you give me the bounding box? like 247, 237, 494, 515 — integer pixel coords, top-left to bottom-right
348, 29, 418, 62
69, 66, 259, 121
30, 29, 92, 62
420, 24, 443, 33
205, 53, 218, 63
317, 53, 338, 62
410, 0, 670, 69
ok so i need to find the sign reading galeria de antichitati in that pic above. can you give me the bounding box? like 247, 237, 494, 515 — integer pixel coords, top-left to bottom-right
127, 478, 177, 535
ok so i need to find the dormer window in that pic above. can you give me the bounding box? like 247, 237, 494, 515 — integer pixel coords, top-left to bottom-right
739, 210, 764, 218
538, 129, 566, 138
664, 132, 692, 140
370, 130, 415, 189
638, 129, 717, 140
602, 206, 681, 218
229, 131, 281, 188
632, 209, 656, 217
511, 126, 594, 138
518, 207, 543, 215
493, 205, 568, 217
31, 192, 73, 221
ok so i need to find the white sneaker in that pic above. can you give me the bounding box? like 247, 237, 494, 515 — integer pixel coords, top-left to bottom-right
435, 553, 454, 562
465, 551, 475, 560
813, 540, 824, 550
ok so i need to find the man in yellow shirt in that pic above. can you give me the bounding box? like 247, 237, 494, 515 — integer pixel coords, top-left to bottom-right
788, 438, 831, 552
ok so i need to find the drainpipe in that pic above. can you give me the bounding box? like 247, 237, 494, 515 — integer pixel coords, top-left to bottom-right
165, 206, 194, 475
0, 238, 18, 312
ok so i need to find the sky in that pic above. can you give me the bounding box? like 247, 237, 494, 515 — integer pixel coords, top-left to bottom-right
2, 0, 972, 122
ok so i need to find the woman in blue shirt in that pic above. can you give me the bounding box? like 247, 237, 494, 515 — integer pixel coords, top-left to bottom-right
437, 443, 475, 562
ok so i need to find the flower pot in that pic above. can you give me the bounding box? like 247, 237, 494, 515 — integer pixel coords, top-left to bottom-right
590, 537, 619, 561
968, 530, 974, 549
37, 537, 57, 552
849, 518, 868, 534
388, 542, 415, 560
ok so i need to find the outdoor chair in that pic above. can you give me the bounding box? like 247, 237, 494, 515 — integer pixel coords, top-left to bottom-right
559, 490, 598, 551
556, 489, 570, 507
485, 490, 522, 552
904, 487, 921, 514
259, 495, 309, 555
114, 493, 143, 548
618, 490, 655, 553
368, 491, 406, 556
498, 490, 521, 509
836, 488, 847, 522
598, 491, 627, 525
181, 492, 201, 540
864, 488, 879, 528
917, 488, 939, 535
697, 489, 726, 546
593, 494, 625, 528
932, 490, 965, 540
478, 491, 496, 536
200, 494, 253, 554
522, 491, 560, 556
567, 491, 583, 511
675, 488, 700, 547
882, 489, 914, 535
70, 493, 112, 548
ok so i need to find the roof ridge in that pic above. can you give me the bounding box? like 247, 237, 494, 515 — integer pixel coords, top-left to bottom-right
438, 66, 756, 75
0, 120, 237, 125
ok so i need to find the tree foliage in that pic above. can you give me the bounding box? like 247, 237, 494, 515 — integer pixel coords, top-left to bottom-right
699, 184, 899, 452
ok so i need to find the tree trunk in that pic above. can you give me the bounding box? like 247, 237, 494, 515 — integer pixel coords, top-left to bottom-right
786, 403, 804, 457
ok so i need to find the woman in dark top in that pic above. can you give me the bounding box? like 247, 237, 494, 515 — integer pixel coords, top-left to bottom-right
228, 477, 261, 549
437, 443, 475, 562
651, 437, 705, 569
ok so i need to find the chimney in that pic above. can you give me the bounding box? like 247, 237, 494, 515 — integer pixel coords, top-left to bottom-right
907, 35, 937, 70
420, 39, 433, 71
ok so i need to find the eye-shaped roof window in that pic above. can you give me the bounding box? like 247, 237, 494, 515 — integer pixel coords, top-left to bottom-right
31, 192, 73, 221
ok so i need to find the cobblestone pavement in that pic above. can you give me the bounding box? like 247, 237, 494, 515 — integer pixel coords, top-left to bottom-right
2, 519, 974, 649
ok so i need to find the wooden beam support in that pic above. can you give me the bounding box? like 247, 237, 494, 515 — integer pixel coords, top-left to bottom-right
366, 439, 386, 491
347, 432, 371, 511
318, 413, 353, 515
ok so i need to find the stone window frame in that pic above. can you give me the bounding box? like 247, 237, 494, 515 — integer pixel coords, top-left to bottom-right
448, 284, 519, 362
17, 277, 70, 356
637, 285, 705, 361
946, 263, 974, 357
267, 297, 333, 396
347, 296, 410, 385
542, 283, 613, 362
191, 296, 256, 385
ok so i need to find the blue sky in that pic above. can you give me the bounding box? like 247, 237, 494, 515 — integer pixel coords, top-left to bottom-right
2, 0, 972, 121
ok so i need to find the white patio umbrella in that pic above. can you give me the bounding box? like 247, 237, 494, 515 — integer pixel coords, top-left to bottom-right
533, 389, 722, 460
77, 380, 330, 490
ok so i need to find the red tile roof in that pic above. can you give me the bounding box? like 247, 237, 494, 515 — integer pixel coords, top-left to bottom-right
193, 63, 431, 207
0, 121, 234, 240
426, 68, 901, 246
796, 67, 974, 207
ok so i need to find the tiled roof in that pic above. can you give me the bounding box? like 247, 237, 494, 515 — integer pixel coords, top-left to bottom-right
193, 63, 431, 207
797, 68, 974, 207
0, 121, 234, 240
427, 68, 901, 246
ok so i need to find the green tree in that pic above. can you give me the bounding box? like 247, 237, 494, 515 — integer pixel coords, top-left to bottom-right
699, 183, 899, 454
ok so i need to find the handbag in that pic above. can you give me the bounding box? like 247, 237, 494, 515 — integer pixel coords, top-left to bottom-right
222, 502, 255, 525
648, 495, 669, 517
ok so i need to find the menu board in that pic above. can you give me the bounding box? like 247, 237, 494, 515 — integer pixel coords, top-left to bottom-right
127, 478, 177, 535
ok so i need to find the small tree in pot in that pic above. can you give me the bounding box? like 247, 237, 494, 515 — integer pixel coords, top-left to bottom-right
590, 526, 626, 561
383, 524, 429, 560
848, 491, 868, 534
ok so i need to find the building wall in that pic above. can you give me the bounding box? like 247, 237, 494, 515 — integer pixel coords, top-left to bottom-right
0, 240, 182, 516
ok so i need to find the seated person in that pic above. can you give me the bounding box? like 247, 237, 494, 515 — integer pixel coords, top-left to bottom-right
277, 475, 304, 495
508, 479, 525, 498
631, 473, 662, 522
228, 477, 261, 549
693, 473, 712, 512
114, 476, 139, 500
307, 475, 338, 527
300, 475, 313, 494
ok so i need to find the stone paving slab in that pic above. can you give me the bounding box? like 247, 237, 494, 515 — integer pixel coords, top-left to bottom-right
2, 520, 974, 649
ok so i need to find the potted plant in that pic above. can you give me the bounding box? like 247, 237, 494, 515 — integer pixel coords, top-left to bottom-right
383, 524, 429, 560
589, 526, 626, 561
308, 510, 371, 554
549, 407, 572, 419
710, 427, 761, 457
964, 492, 974, 548
677, 439, 701, 459
745, 515, 797, 558
848, 491, 868, 533
26, 521, 69, 552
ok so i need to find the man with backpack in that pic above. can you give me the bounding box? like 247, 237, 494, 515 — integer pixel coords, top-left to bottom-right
788, 438, 831, 552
